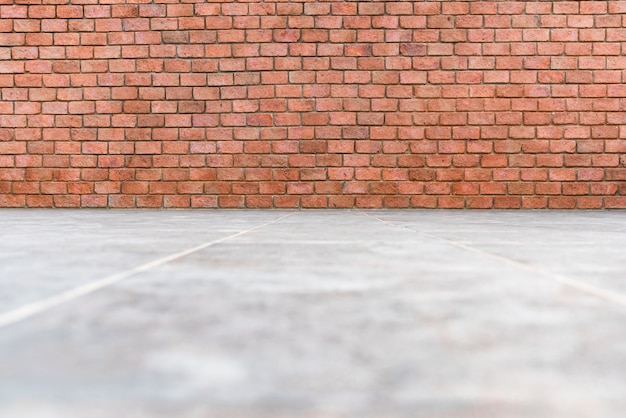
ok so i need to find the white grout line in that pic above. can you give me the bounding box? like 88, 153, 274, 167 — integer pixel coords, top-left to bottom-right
0, 213, 294, 330
361, 211, 626, 310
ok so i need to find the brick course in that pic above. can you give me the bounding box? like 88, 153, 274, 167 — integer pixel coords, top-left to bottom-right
1, 0, 625, 208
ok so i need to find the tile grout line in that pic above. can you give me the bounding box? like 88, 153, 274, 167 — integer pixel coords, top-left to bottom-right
0, 213, 294, 331
361, 211, 626, 310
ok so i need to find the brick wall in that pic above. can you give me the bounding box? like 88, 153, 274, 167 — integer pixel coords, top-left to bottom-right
1, 1, 625, 209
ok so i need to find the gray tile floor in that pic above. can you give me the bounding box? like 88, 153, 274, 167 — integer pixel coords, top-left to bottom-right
1, 209, 626, 418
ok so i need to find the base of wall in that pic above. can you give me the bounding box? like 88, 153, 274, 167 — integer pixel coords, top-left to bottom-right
1, 194, 625, 209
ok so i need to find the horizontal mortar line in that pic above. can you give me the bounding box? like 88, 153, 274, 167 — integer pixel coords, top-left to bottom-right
0, 212, 294, 331
361, 212, 626, 311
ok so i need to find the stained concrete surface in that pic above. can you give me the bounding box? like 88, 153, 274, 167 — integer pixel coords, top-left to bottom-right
0, 209, 626, 418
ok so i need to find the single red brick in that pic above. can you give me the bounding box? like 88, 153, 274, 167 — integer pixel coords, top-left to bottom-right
466, 196, 493, 209
605, 197, 626, 208
573, 196, 601, 209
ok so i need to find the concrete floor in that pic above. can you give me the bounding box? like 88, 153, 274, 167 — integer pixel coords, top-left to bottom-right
1, 210, 626, 418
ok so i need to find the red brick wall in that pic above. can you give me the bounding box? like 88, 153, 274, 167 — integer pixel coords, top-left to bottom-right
1, 1, 625, 209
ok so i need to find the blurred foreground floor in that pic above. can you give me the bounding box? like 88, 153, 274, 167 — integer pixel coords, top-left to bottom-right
1, 209, 626, 418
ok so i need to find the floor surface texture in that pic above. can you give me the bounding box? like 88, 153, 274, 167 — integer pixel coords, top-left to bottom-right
1, 209, 626, 418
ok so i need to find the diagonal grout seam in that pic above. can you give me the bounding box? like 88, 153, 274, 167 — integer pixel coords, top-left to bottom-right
0, 213, 294, 331
361, 211, 626, 310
